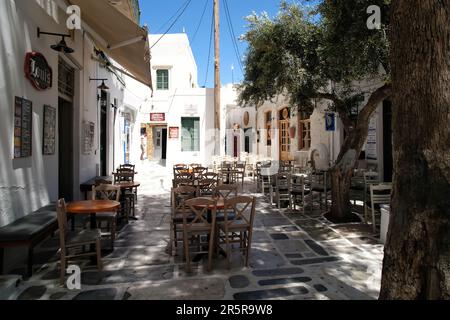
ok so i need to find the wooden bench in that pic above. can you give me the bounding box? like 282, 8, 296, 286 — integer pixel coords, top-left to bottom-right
0, 204, 58, 277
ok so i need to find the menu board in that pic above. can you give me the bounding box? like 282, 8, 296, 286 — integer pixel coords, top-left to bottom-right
14, 97, 33, 158
169, 127, 179, 139
43, 105, 56, 155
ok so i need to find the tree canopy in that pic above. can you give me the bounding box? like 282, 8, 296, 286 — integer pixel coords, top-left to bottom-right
239, 0, 391, 117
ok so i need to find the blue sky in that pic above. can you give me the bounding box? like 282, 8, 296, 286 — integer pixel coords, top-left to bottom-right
138, 0, 300, 88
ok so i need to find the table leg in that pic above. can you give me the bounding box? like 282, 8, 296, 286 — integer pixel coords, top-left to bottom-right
90, 213, 97, 229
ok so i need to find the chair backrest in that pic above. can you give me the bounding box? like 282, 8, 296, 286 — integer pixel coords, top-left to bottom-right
56, 199, 69, 249
119, 164, 135, 172
223, 196, 256, 228
193, 166, 208, 176
172, 178, 195, 188
235, 162, 246, 172
276, 172, 292, 190
174, 172, 193, 180
94, 179, 112, 186
214, 184, 238, 199
92, 184, 121, 202
114, 168, 135, 183
172, 186, 198, 211
189, 163, 201, 169
201, 172, 219, 182
198, 179, 218, 196
370, 184, 392, 205
173, 164, 189, 177
182, 198, 217, 230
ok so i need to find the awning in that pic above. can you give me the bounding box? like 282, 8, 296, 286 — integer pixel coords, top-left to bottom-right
69, 0, 152, 89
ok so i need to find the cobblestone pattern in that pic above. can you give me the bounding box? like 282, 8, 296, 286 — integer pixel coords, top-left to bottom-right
3, 163, 384, 300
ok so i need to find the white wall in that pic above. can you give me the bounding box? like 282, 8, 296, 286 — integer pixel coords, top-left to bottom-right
0, 0, 125, 228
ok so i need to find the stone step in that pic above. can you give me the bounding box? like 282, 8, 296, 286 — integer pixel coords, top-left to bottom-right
0, 275, 22, 300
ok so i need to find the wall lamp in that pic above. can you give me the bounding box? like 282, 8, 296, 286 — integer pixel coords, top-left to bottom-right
89, 78, 110, 91
37, 28, 75, 54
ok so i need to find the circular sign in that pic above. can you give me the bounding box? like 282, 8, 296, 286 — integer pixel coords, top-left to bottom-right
243, 112, 250, 126
282, 108, 289, 120
24, 52, 52, 91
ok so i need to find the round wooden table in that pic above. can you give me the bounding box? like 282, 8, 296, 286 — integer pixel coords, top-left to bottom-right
67, 200, 120, 229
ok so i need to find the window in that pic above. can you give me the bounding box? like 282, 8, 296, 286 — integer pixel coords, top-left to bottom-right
181, 117, 200, 152
299, 112, 311, 150
156, 69, 169, 90
265, 111, 272, 146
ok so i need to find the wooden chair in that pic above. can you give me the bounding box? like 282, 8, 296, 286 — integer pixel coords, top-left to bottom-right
365, 184, 392, 233
363, 172, 380, 216
200, 172, 220, 183
310, 170, 331, 212
173, 164, 189, 177
172, 178, 195, 188
56, 199, 102, 286
170, 186, 198, 255
197, 178, 218, 197
192, 166, 208, 179
235, 162, 246, 188
214, 185, 238, 199
119, 164, 136, 172
274, 172, 292, 209
114, 169, 136, 219
181, 198, 217, 272
189, 163, 202, 170
217, 196, 256, 269
290, 175, 311, 213
92, 184, 121, 248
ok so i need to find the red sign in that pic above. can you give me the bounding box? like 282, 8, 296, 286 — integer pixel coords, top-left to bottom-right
24, 52, 52, 90
169, 127, 179, 139
150, 113, 165, 122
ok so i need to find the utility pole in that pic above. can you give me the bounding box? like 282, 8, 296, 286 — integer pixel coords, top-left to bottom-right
214, 0, 221, 155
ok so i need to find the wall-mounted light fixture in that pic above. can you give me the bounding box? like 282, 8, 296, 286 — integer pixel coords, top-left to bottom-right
89, 77, 109, 91
37, 28, 74, 53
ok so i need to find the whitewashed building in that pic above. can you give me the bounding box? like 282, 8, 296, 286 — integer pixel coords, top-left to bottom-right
126, 33, 239, 168
0, 0, 151, 228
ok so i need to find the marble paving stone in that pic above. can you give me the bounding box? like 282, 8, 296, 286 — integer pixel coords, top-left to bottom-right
285, 253, 303, 259
290, 257, 341, 266
252, 268, 304, 277
262, 218, 292, 227
304, 240, 329, 256
234, 286, 309, 300
258, 277, 312, 286
249, 245, 286, 269
124, 247, 170, 267
274, 240, 309, 253
270, 233, 289, 240
307, 228, 343, 241
251, 231, 272, 243
314, 284, 328, 292
73, 288, 117, 300
17, 286, 47, 300
229, 275, 251, 289
49, 292, 67, 300
126, 278, 225, 300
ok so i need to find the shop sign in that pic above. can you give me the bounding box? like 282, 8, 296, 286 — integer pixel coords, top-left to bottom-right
169, 127, 179, 139
325, 112, 336, 132
24, 52, 52, 90
150, 113, 165, 122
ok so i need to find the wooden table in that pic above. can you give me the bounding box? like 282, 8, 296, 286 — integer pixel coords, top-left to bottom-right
67, 200, 120, 229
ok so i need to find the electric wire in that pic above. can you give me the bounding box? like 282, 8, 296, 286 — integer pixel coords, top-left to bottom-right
151, 0, 193, 49
190, 0, 210, 45
223, 0, 244, 74
203, 8, 215, 87
155, 0, 191, 34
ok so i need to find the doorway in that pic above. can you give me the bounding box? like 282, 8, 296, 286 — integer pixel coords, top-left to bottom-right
233, 136, 239, 158
383, 100, 393, 182
99, 90, 108, 176
162, 128, 167, 161
58, 98, 74, 201
244, 128, 252, 154
279, 108, 291, 161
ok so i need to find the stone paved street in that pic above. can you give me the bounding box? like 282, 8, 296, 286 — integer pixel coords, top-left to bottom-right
4, 162, 384, 300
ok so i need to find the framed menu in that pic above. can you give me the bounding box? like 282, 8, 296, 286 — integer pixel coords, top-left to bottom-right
169, 127, 179, 139
14, 97, 33, 158
83, 121, 95, 154
43, 105, 56, 155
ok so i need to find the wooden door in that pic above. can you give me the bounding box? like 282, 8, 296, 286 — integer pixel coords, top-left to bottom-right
279, 120, 291, 161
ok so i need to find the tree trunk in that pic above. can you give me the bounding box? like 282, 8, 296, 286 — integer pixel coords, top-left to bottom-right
327, 84, 392, 221
380, 0, 450, 299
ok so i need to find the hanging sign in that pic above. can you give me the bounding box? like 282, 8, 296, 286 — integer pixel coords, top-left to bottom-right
24, 52, 53, 90
150, 113, 165, 122
325, 112, 336, 132
169, 127, 179, 139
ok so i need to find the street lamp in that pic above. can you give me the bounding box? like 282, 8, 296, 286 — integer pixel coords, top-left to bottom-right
37, 28, 75, 54
89, 78, 110, 91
